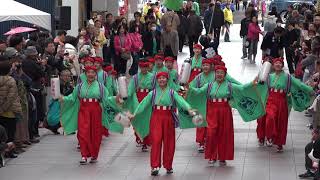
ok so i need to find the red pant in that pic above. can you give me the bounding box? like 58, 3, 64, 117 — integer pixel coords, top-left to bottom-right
256, 91, 288, 146
77, 100, 102, 158
205, 100, 234, 160
196, 127, 206, 145
150, 108, 175, 169
188, 69, 201, 83
134, 90, 150, 145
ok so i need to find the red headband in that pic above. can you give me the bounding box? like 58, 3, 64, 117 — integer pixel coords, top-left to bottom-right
138, 61, 150, 67
94, 57, 104, 64
272, 57, 284, 64
213, 55, 222, 61
148, 58, 155, 63
202, 59, 212, 65
156, 71, 169, 79
83, 57, 94, 63
219, 61, 225, 67
103, 65, 113, 72
193, 44, 202, 50
154, 55, 164, 61
112, 70, 117, 76
164, 56, 175, 62
214, 65, 227, 73
85, 66, 98, 72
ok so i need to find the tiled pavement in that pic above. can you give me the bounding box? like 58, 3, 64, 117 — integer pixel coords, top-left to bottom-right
0, 24, 312, 180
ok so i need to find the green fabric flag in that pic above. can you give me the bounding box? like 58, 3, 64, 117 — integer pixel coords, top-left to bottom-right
229, 83, 268, 122
164, 0, 184, 11
289, 76, 314, 112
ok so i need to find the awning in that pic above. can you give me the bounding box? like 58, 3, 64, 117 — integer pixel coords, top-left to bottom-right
0, 0, 51, 31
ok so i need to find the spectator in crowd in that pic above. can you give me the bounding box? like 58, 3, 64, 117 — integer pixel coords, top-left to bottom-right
284, 21, 301, 74
268, 6, 279, 18
129, 24, 143, 75
129, 12, 144, 34
9, 34, 25, 58
177, 10, 187, 52
103, 13, 115, 64
160, 23, 179, 58
94, 18, 105, 34
9, 52, 31, 153
161, 9, 180, 31
261, 27, 285, 58
298, 129, 320, 178
142, 22, 161, 57
114, 24, 132, 74
0, 125, 15, 167
204, 3, 214, 35
302, 36, 320, 82
43, 38, 63, 79
93, 27, 107, 57
187, 10, 203, 57
0, 55, 22, 158
243, 0, 248, 10
54, 30, 67, 46
247, 16, 263, 63
208, 2, 224, 54
22, 46, 46, 138
240, 10, 252, 59
314, 14, 320, 32
286, 10, 304, 28
223, 3, 233, 42
0, 40, 7, 54
235, 0, 240, 11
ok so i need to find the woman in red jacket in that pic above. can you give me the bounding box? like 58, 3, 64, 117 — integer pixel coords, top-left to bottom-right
247, 16, 263, 64
114, 24, 132, 75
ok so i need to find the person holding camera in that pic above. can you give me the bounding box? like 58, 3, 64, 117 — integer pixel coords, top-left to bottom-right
284, 21, 301, 74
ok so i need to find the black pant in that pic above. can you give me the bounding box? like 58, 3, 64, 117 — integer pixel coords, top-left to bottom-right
285, 47, 295, 74
224, 22, 231, 42
114, 55, 127, 75
129, 52, 141, 76
102, 45, 112, 64
235, 1, 240, 10
305, 142, 313, 171
31, 90, 45, 136
188, 35, 200, 57
212, 27, 221, 54
179, 33, 186, 52
0, 117, 17, 143
243, 2, 248, 10
27, 92, 37, 139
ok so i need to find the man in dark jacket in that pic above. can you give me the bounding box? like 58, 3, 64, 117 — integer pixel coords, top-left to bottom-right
240, 10, 252, 59
177, 11, 188, 52
284, 21, 301, 74
43, 38, 63, 81
187, 10, 203, 57
204, 3, 214, 35
22, 46, 46, 138
261, 27, 285, 58
208, 2, 225, 54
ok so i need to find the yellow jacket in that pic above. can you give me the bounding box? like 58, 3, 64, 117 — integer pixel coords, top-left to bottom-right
223, 8, 233, 24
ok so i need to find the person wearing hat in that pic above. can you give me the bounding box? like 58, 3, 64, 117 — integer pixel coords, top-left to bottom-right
152, 55, 168, 74
126, 60, 154, 152
256, 57, 314, 152
187, 59, 214, 152
130, 71, 195, 176
0, 40, 7, 54
147, 57, 155, 72
187, 65, 267, 165
165, 57, 179, 86
59, 66, 124, 165
188, 44, 203, 83
77, 57, 95, 84
22, 46, 47, 137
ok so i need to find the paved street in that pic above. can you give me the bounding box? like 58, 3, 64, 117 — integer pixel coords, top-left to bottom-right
0, 23, 312, 180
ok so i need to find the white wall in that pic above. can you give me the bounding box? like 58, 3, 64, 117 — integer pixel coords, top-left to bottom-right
92, 0, 119, 16
62, 0, 79, 37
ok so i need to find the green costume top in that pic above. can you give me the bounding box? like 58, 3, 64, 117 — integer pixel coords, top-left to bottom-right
60, 80, 124, 135
191, 56, 203, 69
126, 72, 154, 113
168, 69, 179, 84
77, 70, 117, 96
265, 71, 314, 111
153, 65, 168, 74
188, 79, 268, 122
131, 86, 193, 138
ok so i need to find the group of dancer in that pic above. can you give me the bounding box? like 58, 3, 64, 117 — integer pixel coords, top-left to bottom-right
57, 44, 314, 176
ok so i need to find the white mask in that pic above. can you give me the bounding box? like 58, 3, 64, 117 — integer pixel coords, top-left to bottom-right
151, 27, 156, 31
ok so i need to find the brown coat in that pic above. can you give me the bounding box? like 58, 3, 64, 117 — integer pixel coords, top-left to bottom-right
160, 11, 180, 31
0, 76, 22, 115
